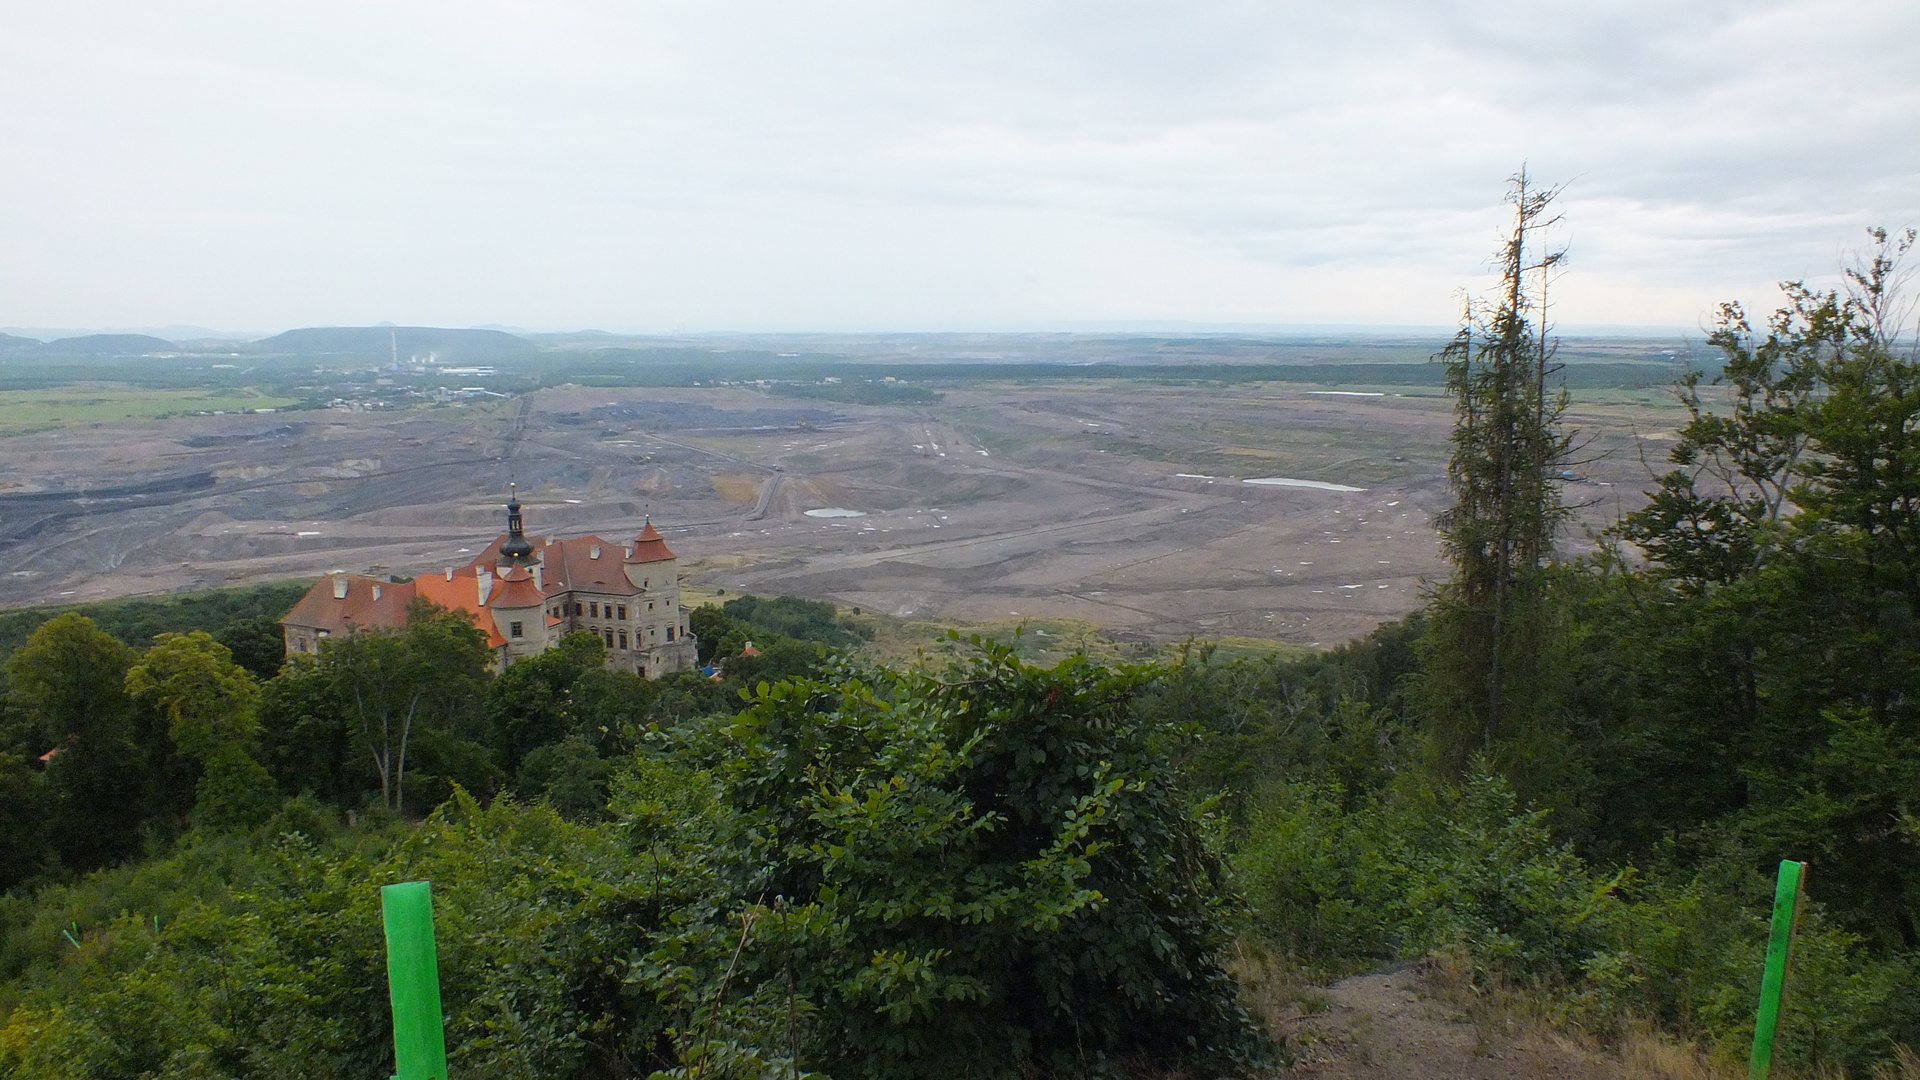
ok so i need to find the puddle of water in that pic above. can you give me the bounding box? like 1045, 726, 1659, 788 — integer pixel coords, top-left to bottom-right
805, 507, 867, 518
1243, 477, 1367, 492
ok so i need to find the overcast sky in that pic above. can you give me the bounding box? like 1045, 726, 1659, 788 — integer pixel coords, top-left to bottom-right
2, 1, 1916, 335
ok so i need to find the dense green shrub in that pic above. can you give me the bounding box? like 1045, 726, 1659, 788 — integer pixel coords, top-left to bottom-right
1231, 759, 1920, 1074
0, 792, 689, 1080
719, 595, 870, 650
648, 640, 1262, 1079
1565, 851, 1920, 1071
1236, 770, 1623, 981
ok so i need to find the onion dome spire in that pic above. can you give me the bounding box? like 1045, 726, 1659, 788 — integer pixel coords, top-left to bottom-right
500, 482, 535, 565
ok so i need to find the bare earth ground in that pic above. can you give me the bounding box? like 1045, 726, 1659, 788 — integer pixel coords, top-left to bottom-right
0, 380, 1682, 646
1279, 966, 1624, 1080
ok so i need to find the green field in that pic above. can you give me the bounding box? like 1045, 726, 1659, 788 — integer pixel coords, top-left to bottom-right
0, 384, 299, 433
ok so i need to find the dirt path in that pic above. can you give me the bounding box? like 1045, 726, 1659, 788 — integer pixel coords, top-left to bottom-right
1279, 965, 1624, 1080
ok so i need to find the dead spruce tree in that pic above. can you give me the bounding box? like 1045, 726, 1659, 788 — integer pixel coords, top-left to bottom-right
1423, 171, 1575, 776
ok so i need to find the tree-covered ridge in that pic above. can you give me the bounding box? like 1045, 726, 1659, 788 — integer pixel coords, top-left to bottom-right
0, 581, 309, 676
0, 639, 1260, 1079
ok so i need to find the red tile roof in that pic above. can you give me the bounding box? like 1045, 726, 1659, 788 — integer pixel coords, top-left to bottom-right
281, 575, 421, 637
489, 572, 546, 609
627, 521, 675, 564
285, 570, 510, 649
410, 569, 510, 648
539, 535, 642, 595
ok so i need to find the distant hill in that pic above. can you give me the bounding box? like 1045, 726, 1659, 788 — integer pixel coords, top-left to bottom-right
34, 333, 179, 356
0, 333, 42, 352
249, 326, 537, 362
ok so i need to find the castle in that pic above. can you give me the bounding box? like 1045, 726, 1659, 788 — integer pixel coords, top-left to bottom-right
279, 490, 699, 676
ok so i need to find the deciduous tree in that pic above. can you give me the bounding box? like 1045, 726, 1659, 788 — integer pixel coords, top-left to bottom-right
320, 601, 491, 812
125, 631, 275, 830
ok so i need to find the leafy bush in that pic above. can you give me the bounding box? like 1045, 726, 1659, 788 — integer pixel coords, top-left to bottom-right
1577, 854, 1920, 1072
0, 792, 691, 1080
1233, 765, 1920, 1075
720, 595, 869, 650
1236, 769, 1624, 982
646, 640, 1262, 1079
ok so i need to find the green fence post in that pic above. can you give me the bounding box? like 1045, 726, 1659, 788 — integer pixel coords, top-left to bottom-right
381, 881, 449, 1080
1749, 859, 1808, 1080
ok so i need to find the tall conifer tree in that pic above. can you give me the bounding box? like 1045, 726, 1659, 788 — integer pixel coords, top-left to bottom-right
1424, 171, 1574, 774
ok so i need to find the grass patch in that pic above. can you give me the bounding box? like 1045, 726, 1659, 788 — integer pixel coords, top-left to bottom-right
706, 473, 766, 504
0, 385, 298, 434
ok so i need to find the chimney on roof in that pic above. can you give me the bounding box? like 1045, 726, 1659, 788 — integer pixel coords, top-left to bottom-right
533, 565, 543, 589
333, 574, 349, 600
477, 568, 493, 606
445, 567, 454, 581
590, 544, 601, 559
372, 584, 381, 601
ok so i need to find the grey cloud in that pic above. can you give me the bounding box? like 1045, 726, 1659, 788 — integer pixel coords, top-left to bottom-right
0, 1, 1913, 329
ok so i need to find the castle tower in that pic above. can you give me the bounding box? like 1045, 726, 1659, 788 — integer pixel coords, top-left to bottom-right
498, 483, 535, 569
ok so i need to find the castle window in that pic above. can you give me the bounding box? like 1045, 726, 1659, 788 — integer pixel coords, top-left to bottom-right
603, 630, 613, 647
618, 630, 629, 649
666, 627, 674, 641
590, 602, 599, 618
510, 621, 523, 638
648, 601, 655, 611
574, 602, 583, 616
617, 605, 627, 620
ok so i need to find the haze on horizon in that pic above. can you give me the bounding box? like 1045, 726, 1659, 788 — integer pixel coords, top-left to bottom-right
2, 1, 1915, 335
